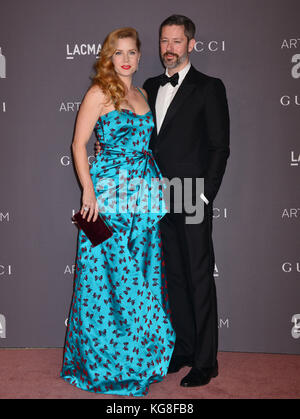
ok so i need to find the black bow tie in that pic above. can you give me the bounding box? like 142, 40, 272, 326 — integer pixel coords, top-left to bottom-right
159, 72, 179, 87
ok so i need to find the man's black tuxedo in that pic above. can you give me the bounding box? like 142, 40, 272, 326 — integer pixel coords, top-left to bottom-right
144, 65, 229, 203
143, 65, 230, 369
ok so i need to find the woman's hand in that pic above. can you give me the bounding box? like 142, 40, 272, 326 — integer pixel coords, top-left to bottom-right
81, 186, 99, 222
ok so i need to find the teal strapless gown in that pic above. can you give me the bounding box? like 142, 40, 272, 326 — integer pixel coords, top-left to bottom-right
61, 108, 175, 396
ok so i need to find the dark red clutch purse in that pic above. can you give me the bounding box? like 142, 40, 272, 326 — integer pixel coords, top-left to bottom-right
72, 211, 113, 246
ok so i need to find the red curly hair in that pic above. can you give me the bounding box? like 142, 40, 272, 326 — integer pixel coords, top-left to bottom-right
92, 27, 141, 111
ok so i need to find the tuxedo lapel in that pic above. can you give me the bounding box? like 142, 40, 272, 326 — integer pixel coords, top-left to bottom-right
147, 78, 160, 149
146, 80, 159, 131
156, 66, 197, 142
148, 81, 160, 117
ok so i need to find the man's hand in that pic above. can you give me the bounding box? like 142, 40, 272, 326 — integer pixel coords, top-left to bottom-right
94, 139, 101, 156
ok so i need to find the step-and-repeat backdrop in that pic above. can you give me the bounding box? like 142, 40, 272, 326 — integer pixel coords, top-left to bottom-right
0, 0, 299, 353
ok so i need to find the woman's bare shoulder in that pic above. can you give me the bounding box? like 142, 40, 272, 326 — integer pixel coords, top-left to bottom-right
84, 84, 107, 106
137, 87, 148, 100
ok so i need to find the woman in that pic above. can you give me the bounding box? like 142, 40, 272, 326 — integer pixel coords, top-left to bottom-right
60, 27, 175, 397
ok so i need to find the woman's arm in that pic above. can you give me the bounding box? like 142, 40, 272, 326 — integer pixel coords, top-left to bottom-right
72, 85, 104, 222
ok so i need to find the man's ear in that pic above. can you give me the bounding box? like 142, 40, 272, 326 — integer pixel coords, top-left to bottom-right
188, 38, 195, 53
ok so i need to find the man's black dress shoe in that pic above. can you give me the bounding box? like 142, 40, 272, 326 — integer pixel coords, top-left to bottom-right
180, 365, 218, 387
167, 356, 193, 374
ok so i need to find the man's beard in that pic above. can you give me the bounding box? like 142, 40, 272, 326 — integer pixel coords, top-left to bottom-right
161, 50, 188, 69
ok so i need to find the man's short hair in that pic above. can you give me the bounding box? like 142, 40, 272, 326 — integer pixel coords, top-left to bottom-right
159, 15, 196, 42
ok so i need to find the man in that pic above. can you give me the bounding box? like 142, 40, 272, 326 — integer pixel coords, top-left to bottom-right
143, 15, 229, 387
96, 15, 230, 387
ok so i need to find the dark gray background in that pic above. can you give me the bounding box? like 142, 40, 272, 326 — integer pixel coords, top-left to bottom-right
0, 0, 299, 353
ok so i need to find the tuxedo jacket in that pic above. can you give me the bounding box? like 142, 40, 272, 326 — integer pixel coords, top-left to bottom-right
143, 65, 230, 204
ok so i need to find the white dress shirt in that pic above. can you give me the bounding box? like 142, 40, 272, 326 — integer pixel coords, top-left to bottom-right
155, 61, 209, 205
156, 61, 191, 134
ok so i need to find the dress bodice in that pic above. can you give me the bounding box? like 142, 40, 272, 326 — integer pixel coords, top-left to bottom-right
95, 109, 154, 155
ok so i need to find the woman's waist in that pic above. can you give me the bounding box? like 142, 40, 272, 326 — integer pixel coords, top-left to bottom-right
90, 148, 163, 181
98, 144, 153, 157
